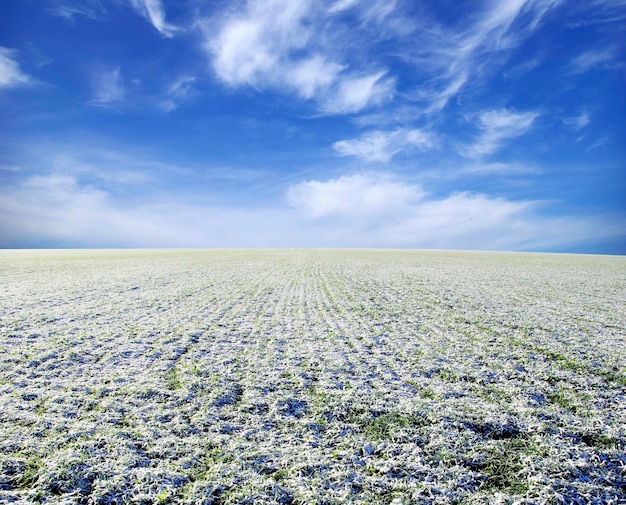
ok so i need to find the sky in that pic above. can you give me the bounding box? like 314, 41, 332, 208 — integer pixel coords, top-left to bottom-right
0, 0, 625, 252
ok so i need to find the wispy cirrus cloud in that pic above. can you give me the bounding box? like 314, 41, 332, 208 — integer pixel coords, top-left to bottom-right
568, 0, 626, 27
89, 65, 124, 106
461, 161, 540, 175
45, 149, 159, 190
333, 128, 434, 163
329, 0, 397, 23
568, 48, 619, 74
205, 0, 395, 114
563, 110, 590, 131
52, 0, 177, 36
409, 0, 564, 113
327, 0, 358, 13
49, 0, 107, 21
462, 108, 539, 159
321, 71, 395, 114
159, 76, 198, 112
90, 66, 198, 112
0, 47, 32, 90
129, 0, 178, 38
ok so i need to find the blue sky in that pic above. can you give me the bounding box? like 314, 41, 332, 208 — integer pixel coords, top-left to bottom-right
1, 0, 624, 252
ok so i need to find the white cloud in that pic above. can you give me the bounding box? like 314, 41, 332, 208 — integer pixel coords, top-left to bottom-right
356, 0, 397, 24
129, 0, 178, 37
569, 49, 617, 74
289, 56, 345, 100
0, 47, 31, 89
425, 73, 468, 114
209, 0, 314, 86
287, 173, 424, 219
327, 0, 398, 23
333, 128, 434, 163
462, 108, 539, 158
461, 161, 540, 175
563, 111, 590, 131
89, 66, 124, 106
327, 0, 358, 13
0, 170, 623, 251
468, 0, 564, 53
206, 0, 395, 114
321, 71, 395, 114
0, 172, 286, 248
0, 174, 110, 247
285, 172, 625, 250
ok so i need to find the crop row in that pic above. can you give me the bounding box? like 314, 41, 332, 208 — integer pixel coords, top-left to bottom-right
0, 249, 624, 504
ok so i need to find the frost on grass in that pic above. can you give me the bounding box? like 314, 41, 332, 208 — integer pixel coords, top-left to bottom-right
0, 249, 625, 504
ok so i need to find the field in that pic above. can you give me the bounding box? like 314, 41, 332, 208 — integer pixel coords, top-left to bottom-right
0, 249, 624, 504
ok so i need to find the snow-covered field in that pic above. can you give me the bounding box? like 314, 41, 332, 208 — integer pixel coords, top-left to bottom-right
1, 249, 624, 504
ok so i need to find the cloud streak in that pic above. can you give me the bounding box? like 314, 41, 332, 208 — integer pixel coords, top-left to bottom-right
89, 65, 124, 106
321, 72, 395, 114
53, 1, 177, 36
159, 76, 197, 112
333, 128, 434, 163
50, 0, 107, 21
129, 0, 178, 37
462, 108, 539, 159
563, 111, 590, 131
409, 0, 564, 113
0, 47, 31, 90
569, 48, 619, 74
569, 0, 626, 26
